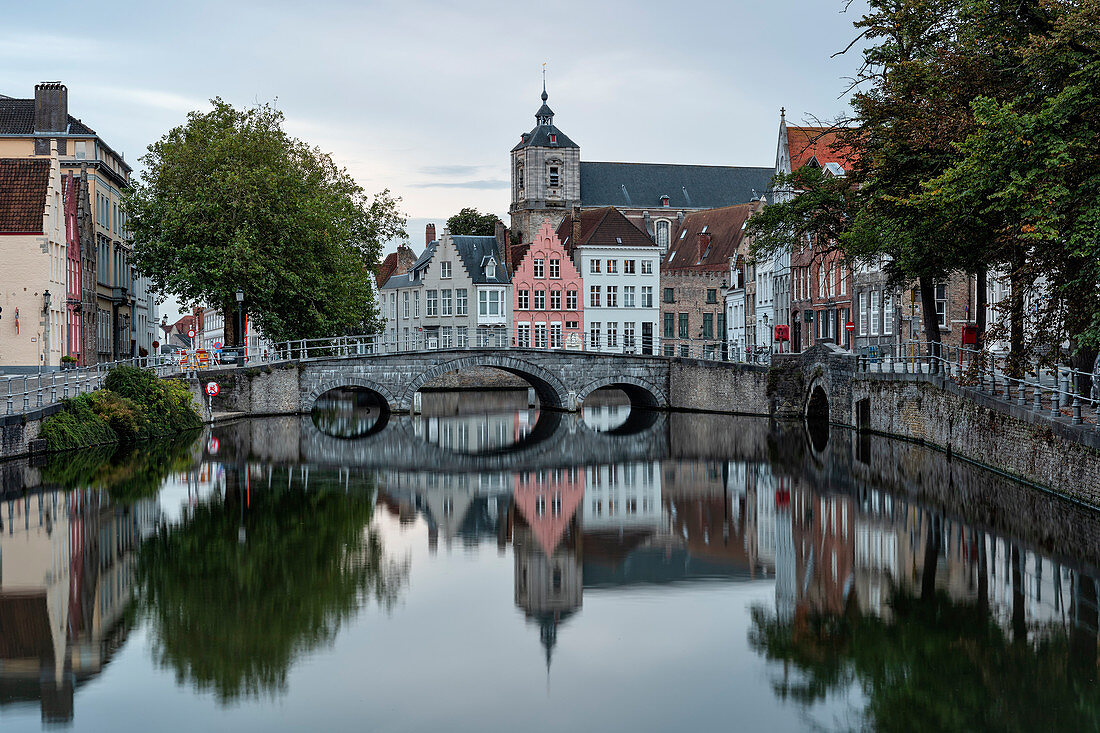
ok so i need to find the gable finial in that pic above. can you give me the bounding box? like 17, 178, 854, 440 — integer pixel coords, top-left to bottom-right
542, 63, 548, 102
780, 106, 786, 121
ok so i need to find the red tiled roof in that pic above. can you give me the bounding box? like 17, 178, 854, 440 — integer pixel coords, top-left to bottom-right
375, 252, 399, 288
662, 203, 757, 273
555, 206, 656, 257
787, 126, 857, 171
0, 158, 49, 233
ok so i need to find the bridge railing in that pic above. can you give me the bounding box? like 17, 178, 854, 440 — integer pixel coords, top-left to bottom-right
2, 354, 179, 416
268, 332, 769, 365
856, 340, 1098, 432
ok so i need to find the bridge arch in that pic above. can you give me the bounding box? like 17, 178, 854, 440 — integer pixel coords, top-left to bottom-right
397, 354, 572, 412
805, 377, 830, 423
304, 375, 399, 414
575, 374, 668, 410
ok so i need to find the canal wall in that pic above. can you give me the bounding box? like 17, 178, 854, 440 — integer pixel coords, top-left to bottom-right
0, 403, 63, 460
668, 360, 769, 415
850, 375, 1100, 508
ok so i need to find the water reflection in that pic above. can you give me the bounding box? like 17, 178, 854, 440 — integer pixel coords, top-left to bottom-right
3, 397, 1100, 730
311, 387, 388, 438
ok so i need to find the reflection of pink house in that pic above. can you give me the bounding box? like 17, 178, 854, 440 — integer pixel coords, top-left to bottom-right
511, 218, 583, 349
513, 470, 584, 557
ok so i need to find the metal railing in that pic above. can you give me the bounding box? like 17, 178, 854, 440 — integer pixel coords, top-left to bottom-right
2, 355, 179, 417
856, 340, 1099, 432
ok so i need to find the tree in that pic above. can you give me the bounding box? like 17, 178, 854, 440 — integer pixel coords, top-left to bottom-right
446, 207, 500, 236
125, 99, 406, 345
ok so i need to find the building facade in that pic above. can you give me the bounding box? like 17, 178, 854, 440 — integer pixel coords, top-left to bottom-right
511, 218, 583, 349
382, 228, 512, 349
661, 202, 760, 358
1, 82, 136, 361
557, 207, 660, 354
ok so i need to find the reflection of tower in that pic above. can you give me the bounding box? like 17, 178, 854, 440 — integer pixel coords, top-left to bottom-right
774, 476, 796, 621
513, 470, 584, 670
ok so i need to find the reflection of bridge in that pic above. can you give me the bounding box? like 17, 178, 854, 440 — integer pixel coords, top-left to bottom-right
299, 410, 669, 472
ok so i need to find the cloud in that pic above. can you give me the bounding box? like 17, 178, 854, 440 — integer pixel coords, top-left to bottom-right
419, 165, 487, 177
409, 179, 509, 190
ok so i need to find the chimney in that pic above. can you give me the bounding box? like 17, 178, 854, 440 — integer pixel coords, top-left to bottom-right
425, 223, 436, 246
495, 220, 510, 274
34, 82, 68, 133
394, 244, 416, 276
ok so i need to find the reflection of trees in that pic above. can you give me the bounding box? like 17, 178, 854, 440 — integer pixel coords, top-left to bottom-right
41, 431, 200, 500
749, 585, 1100, 731
136, 471, 409, 702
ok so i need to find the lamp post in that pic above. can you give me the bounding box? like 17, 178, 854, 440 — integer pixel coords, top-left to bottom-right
41, 290, 52, 374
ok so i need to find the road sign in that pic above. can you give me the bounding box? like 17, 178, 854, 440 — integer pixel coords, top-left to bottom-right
187, 329, 196, 339
213, 341, 222, 350
152, 340, 159, 349
205, 381, 220, 397
845, 321, 855, 333
206, 436, 220, 455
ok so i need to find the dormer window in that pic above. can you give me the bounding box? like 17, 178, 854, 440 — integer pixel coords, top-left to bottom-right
661, 195, 670, 207
549, 133, 557, 144
486, 259, 497, 278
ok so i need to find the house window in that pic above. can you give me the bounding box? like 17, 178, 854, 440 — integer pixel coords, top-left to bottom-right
75, 141, 87, 159
624, 322, 635, 349
936, 284, 947, 327
607, 286, 618, 307
442, 326, 453, 348
479, 289, 503, 316
859, 292, 868, 336
426, 289, 438, 317
550, 323, 563, 348
550, 290, 562, 310
533, 258, 545, 278
641, 260, 653, 275
883, 292, 894, 335
549, 166, 560, 187
624, 260, 636, 275
642, 287, 653, 308
549, 258, 561, 278
870, 290, 880, 335
590, 285, 601, 308
607, 259, 617, 274
534, 289, 546, 310
518, 289, 530, 310
663, 312, 674, 338
623, 286, 635, 308
414, 291, 420, 318
441, 261, 452, 279
403, 292, 410, 318
706, 289, 717, 304
819, 266, 826, 298
590, 322, 601, 348
456, 288, 468, 316
590, 259, 601, 274
566, 321, 579, 330
607, 322, 618, 347
663, 287, 674, 303
678, 313, 689, 339
534, 323, 548, 348
703, 313, 714, 339
457, 326, 468, 347
566, 290, 578, 310
517, 323, 531, 347
442, 289, 452, 316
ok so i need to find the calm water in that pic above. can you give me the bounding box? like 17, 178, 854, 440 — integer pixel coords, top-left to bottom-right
2, 388, 1100, 732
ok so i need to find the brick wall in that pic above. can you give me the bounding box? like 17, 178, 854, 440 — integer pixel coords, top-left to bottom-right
659, 271, 726, 354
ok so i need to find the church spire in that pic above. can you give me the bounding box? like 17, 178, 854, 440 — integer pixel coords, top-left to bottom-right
536, 71, 554, 125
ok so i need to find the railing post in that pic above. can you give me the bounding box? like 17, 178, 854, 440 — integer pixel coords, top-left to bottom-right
5, 378, 11, 414
63, 373, 69, 399
1017, 378, 1027, 406
22, 377, 28, 412
1051, 375, 1061, 418
1072, 394, 1083, 425
1033, 380, 1043, 413
50, 373, 57, 404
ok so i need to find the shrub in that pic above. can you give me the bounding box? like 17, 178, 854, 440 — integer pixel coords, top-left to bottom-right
38, 393, 116, 451
87, 390, 143, 442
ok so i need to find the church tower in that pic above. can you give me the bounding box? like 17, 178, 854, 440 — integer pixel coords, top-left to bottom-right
508, 84, 580, 245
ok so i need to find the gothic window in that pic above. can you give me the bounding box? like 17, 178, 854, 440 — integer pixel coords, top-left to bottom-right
655, 220, 670, 252
516, 163, 524, 195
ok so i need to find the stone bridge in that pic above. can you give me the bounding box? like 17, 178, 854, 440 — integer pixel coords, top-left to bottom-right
196, 348, 771, 416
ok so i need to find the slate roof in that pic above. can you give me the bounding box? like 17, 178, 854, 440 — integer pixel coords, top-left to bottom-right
663, 203, 756, 273
555, 206, 657, 256
0, 158, 49, 233
381, 272, 413, 290
511, 122, 579, 151
579, 161, 773, 210
0, 97, 96, 135
786, 126, 857, 171
452, 235, 511, 284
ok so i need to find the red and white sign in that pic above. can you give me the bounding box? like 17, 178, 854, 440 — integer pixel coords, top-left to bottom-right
845, 321, 855, 333
206, 436, 220, 455
187, 329, 196, 339
205, 381, 220, 397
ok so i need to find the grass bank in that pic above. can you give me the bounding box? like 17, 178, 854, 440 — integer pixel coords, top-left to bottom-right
39, 366, 203, 452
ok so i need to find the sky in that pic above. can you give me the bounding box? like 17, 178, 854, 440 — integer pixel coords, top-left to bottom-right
1, 0, 868, 321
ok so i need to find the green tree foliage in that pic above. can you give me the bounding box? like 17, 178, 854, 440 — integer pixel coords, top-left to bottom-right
446, 207, 501, 236
125, 99, 406, 343
41, 432, 200, 501
136, 469, 408, 702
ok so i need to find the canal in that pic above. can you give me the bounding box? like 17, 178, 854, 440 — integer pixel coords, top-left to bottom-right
1, 387, 1098, 731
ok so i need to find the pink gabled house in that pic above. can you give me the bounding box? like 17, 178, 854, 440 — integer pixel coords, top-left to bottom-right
511, 218, 583, 349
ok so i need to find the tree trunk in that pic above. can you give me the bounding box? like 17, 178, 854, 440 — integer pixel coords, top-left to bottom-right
975, 266, 987, 342
223, 298, 238, 350
918, 275, 942, 371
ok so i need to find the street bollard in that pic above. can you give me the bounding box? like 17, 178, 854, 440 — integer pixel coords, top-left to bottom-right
1072, 395, 1083, 425
1033, 381, 1043, 413
1051, 382, 1061, 418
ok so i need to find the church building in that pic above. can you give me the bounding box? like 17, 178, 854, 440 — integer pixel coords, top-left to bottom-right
509, 86, 774, 253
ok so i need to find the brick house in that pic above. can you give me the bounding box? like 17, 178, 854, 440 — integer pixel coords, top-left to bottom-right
661, 202, 761, 358
511, 218, 583, 349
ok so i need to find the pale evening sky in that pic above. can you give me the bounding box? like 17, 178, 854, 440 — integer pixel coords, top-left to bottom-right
1, 0, 868, 321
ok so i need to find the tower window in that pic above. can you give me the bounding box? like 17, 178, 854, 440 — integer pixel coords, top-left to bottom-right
549, 133, 557, 144
549, 166, 560, 187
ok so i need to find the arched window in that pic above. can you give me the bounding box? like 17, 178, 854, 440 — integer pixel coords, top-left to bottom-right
516, 162, 525, 196
655, 220, 670, 252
